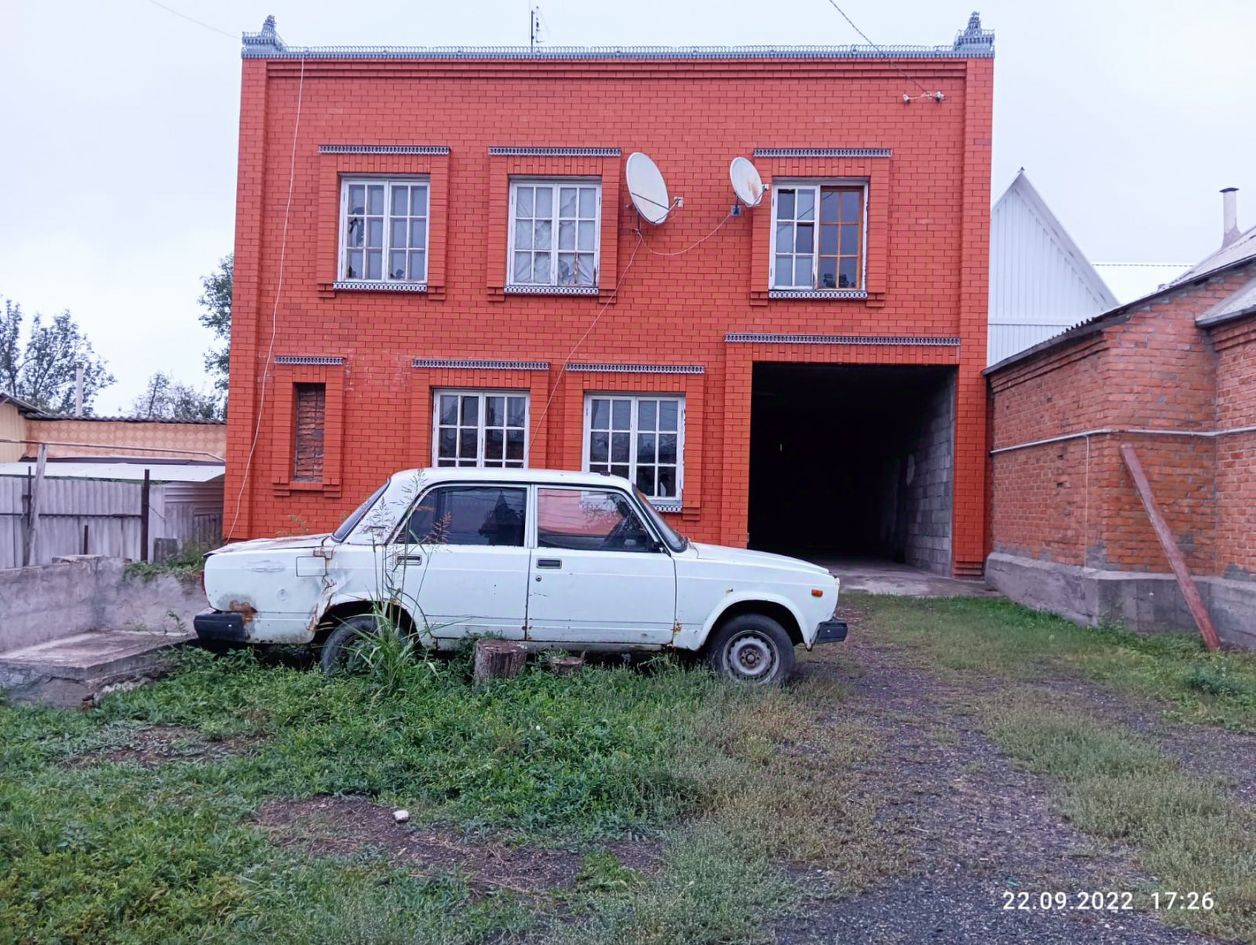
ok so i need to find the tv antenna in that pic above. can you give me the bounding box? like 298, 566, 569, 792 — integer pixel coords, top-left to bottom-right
529, 4, 543, 50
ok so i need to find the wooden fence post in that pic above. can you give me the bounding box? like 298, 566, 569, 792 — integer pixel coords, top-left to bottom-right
22, 445, 47, 567
140, 469, 151, 562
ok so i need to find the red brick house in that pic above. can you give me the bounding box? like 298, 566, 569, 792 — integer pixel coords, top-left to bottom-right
224, 15, 995, 576
986, 189, 1256, 647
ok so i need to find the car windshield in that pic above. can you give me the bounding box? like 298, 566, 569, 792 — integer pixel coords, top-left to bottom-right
634, 487, 688, 552
332, 482, 388, 542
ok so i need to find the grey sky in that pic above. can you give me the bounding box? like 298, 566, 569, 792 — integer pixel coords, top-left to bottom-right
3, 0, 1253, 414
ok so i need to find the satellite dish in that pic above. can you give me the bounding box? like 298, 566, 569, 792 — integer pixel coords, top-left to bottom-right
729, 156, 766, 208
626, 152, 671, 224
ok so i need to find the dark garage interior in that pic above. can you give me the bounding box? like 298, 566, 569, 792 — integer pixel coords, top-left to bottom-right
747, 363, 957, 574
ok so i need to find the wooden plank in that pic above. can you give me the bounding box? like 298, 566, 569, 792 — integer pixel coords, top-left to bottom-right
22, 445, 47, 566
1120, 443, 1221, 651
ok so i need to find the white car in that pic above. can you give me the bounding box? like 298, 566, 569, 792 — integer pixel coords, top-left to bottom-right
194, 468, 847, 684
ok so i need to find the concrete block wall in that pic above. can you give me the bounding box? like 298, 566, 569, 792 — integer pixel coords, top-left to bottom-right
902, 371, 956, 574
0, 557, 206, 653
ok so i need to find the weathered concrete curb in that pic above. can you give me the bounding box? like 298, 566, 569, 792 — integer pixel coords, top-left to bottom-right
986, 552, 1255, 649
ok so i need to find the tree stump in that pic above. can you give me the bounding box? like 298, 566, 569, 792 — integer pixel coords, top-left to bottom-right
550, 656, 584, 677
472, 639, 527, 688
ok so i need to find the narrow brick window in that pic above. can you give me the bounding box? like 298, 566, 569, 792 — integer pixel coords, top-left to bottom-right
293, 383, 326, 482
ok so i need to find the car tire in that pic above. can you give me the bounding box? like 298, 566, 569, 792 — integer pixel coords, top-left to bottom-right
705, 614, 795, 685
319, 614, 376, 675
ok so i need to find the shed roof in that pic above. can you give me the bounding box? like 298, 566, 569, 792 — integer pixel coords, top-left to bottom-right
0, 461, 225, 483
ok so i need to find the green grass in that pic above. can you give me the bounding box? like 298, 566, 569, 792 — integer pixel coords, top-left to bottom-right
860, 595, 1256, 732
988, 703, 1255, 941
0, 647, 887, 945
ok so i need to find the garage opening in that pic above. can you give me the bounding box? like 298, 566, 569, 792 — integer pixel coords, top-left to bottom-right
747, 363, 956, 574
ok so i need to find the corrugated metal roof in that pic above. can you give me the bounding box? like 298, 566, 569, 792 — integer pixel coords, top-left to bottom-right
1170, 224, 1256, 286
0, 462, 225, 483
1197, 277, 1256, 327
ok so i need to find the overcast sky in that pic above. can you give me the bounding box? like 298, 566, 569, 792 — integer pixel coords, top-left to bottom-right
3, 0, 1253, 414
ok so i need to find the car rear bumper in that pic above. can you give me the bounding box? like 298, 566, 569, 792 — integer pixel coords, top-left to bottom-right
193, 610, 249, 643
813, 619, 848, 644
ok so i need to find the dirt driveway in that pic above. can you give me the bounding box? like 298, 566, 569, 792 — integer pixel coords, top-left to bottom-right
775, 603, 1253, 944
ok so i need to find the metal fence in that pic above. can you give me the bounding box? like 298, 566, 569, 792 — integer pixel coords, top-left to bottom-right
0, 474, 224, 569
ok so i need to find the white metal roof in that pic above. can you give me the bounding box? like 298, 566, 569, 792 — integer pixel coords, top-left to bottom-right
0, 462, 225, 483
1092, 262, 1191, 304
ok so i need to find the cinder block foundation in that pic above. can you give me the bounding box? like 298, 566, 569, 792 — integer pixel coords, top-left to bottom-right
986, 552, 1256, 649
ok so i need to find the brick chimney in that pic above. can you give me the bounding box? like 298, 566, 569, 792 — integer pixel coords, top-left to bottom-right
1221, 187, 1239, 248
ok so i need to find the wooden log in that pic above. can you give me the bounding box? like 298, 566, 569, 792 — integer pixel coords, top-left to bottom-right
550, 656, 584, 677
472, 639, 527, 688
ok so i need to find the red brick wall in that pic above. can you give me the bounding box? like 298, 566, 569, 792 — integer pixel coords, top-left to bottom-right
226, 53, 994, 573
989, 262, 1256, 578
1212, 314, 1256, 578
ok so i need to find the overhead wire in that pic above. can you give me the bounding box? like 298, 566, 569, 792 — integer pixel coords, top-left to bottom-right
819, 0, 934, 97
141, 0, 238, 41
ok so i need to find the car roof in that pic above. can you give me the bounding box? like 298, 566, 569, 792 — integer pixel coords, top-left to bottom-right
388, 467, 635, 490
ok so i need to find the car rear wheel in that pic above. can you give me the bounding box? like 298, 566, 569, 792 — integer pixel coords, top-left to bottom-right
319, 614, 377, 675
705, 614, 795, 685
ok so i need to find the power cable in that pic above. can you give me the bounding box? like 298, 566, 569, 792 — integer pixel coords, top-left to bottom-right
141, 0, 237, 41
820, 0, 934, 97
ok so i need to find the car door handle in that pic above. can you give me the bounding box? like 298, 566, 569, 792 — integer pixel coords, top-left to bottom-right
396, 553, 423, 565
536, 558, 562, 569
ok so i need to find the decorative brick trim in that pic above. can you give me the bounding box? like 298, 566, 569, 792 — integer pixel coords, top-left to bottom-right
504, 283, 599, 296
245, 45, 992, 62
768, 289, 869, 301
489, 146, 620, 157
753, 147, 891, 159
332, 280, 428, 293
275, 355, 346, 366
568, 362, 705, 375
725, 332, 961, 347
651, 500, 683, 514
319, 144, 449, 155
411, 358, 550, 371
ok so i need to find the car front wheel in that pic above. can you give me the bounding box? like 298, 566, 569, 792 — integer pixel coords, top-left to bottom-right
706, 614, 795, 685
319, 614, 377, 675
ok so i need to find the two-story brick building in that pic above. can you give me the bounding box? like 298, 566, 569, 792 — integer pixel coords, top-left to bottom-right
224, 15, 995, 576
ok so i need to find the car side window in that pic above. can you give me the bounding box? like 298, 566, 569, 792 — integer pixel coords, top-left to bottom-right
536, 487, 659, 553
404, 486, 526, 546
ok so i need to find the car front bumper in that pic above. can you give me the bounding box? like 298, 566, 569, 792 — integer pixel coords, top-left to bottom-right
813, 619, 848, 644
193, 610, 249, 643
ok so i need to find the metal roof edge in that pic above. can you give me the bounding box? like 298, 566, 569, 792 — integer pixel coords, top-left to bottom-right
985, 255, 1256, 376
241, 43, 994, 62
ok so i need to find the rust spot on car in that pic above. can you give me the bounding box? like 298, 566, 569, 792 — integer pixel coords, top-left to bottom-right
228, 600, 258, 624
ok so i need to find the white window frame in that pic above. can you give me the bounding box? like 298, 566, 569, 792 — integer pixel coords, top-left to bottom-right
768, 179, 868, 292
339, 176, 431, 284
581, 394, 685, 507
507, 178, 602, 289
432, 389, 530, 469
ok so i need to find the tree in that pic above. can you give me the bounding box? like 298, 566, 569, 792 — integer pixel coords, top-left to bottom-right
129, 372, 222, 421
199, 255, 232, 395
0, 298, 114, 414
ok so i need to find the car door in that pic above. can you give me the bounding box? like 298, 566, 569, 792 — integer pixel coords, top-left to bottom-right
391, 483, 530, 640
527, 485, 676, 644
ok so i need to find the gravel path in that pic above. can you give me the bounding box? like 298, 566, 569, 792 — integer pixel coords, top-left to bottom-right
775, 607, 1233, 945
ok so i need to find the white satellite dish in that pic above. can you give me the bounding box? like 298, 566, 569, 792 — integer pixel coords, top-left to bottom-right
729, 156, 766, 208
626, 152, 672, 224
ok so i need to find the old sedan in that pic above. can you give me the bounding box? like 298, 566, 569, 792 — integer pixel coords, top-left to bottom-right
194, 468, 847, 684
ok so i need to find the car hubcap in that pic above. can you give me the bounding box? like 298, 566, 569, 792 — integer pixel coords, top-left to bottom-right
728, 633, 775, 680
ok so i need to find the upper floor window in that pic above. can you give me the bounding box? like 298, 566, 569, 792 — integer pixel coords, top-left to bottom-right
584, 395, 683, 503
509, 180, 600, 289
433, 390, 528, 469
340, 177, 429, 284
770, 182, 865, 291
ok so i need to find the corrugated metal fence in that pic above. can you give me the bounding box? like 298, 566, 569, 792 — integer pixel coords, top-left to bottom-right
0, 475, 224, 569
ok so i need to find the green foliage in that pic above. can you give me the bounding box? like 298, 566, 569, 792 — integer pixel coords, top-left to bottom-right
0, 297, 114, 414
860, 594, 1256, 732
129, 371, 222, 421
198, 256, 232, 395
125, 543, 210, 579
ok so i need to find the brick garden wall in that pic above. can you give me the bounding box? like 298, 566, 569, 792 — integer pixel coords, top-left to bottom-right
226, 52, 993, 572
989, 261, 1256, 581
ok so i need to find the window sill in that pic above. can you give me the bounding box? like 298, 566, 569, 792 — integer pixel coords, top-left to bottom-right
768, 289, 868, 301
273, 479, 341, 498
333, 280, 428, 293
504, 284, 599, 297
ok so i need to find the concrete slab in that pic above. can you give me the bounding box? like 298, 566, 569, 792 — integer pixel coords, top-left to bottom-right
0, 629, 192, 707
810, 557, 1002, 599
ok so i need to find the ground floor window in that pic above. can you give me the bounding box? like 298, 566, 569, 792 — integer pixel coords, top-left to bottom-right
583, 394, 684, 502
433, 390, 528, 468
